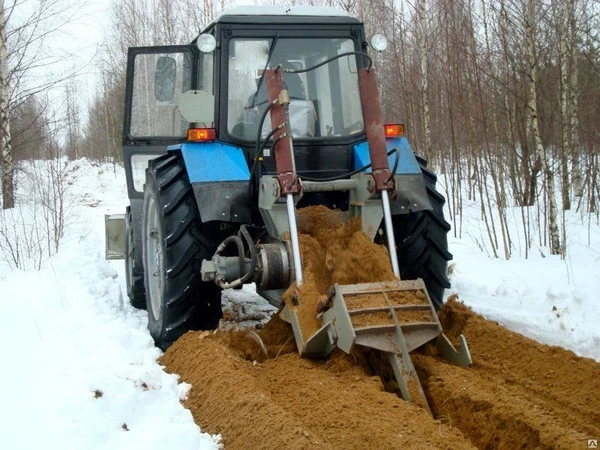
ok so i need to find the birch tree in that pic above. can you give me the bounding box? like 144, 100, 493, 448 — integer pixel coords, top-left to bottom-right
0, 0, 79, 209
558, 0, 572, 210
0, 2, 13, 208
417, 0, 431, 161
525, 0, 561, 255
567, 0, 582, 198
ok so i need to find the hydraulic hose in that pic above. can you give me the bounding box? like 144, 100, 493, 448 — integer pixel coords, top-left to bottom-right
215, 235, 245, 288
248, 122, 284, 201
237, 225, 257, 285
217, 225, 259, 290
386, 147, 400, 185
283, 51, 373, 74
248, 101, 278, 201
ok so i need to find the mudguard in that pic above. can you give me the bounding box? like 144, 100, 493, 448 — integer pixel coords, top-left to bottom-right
353, 137, 432, 214
168, 142, 251, 223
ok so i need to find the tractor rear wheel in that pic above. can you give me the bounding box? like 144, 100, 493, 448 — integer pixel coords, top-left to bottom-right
125, 206, 146, 309
391, 157, 452, 310
142, 153, 222, 350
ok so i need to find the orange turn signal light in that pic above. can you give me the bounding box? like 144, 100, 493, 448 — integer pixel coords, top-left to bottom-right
187, 128, 216, 142
384, 123, 405, 137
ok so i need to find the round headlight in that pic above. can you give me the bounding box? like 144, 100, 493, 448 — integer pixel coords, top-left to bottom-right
370, 34, 388, 52
197, 34, 217, 53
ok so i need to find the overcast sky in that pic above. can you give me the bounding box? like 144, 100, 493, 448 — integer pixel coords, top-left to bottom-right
62, 0, 256, 110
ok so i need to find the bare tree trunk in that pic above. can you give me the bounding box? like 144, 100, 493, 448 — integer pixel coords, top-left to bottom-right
0, 2, 13, 209
65, 82, 80, 160
559, 0, 571, 210
417, 0, 431, 161
525, 0, 561, 255
568, 0, 583, 198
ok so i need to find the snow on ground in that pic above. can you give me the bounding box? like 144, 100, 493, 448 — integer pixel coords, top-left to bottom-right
444, 189, 600, 362
0, 159, 221, 450
0, 158, 598, 449
221, 286, 278, 329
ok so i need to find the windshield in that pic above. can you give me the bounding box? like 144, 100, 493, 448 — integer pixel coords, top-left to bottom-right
227, 37, 364, 140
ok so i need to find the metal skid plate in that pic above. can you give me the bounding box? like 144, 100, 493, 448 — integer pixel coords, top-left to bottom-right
280, 304, 336, 357
326, 280, 438, 407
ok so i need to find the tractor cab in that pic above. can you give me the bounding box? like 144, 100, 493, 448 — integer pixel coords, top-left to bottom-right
121, 7, 370, 205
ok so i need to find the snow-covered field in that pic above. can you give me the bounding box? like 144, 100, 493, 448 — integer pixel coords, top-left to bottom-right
0, 160, 221, 450
443, 186, 600, 362
0, 158, 598, 448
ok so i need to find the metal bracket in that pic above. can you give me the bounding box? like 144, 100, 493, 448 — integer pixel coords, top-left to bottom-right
105, 214, 125, 260
348, 173, 383, 240
258, 175, 290, 239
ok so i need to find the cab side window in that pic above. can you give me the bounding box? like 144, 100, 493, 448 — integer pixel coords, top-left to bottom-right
130, 50, 193, 137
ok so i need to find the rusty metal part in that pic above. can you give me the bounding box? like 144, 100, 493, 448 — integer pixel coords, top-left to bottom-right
265, 68, 299, 196
358, 68, 393, 193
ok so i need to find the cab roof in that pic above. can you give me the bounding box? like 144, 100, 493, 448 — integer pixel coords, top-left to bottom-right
205, 5, 361, 29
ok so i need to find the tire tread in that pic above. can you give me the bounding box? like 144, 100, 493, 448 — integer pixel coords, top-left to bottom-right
143, 154, 222, 350
391, 159, 452, 310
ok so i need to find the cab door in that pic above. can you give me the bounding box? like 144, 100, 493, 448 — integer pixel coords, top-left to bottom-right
124, 46, 197, 142
122, 46, 198, 201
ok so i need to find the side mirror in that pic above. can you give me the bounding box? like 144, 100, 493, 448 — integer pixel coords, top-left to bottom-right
155, 56, 177, 102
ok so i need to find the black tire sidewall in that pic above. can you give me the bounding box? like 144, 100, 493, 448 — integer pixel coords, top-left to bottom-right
140, 153, 223, 350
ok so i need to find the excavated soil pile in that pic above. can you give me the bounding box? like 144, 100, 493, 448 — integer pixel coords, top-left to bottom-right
161, 331, 475, 450
285, 205, 396, 339
160, 206, 475, 449
160, 206, 600, 449
414, 295, 600, 450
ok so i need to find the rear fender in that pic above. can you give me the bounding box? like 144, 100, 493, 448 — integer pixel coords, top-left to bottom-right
353, 137, 432, 214
168, 142, 251, 223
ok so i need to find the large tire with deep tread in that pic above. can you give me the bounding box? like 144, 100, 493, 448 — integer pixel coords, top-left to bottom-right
391, 156, 452, 310
125, 206, 146, 309
142, 153, 222, 350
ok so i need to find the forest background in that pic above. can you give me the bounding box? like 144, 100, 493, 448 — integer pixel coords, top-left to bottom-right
1, 0, 599, 263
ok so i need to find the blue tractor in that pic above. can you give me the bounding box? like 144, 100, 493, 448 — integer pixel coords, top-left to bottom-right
105, 6, 468, 408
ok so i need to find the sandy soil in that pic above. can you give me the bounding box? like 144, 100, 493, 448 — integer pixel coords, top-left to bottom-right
284, 206, 396, 341
162, 300, 600, 450
415, 296, 600, 450
160, 206, 600, 449
161, 327, 474, 450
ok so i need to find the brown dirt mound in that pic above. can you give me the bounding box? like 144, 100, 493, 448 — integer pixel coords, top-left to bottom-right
161, 331, 474, 450
284, 205, 396, 340
414, 295, 600, 450
160, 206, 600, 449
